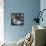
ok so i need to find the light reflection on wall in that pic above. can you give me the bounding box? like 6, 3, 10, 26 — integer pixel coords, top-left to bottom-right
0, 0, 4, 42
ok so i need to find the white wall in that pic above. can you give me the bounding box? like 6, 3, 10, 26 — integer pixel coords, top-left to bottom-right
0, 0, 4, 42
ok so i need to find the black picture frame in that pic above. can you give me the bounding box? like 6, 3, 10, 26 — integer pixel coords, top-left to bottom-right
11, 13, 24, 26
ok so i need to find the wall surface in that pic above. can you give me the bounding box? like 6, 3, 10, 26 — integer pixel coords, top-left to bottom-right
0, 0, 4, 42
40, 0, 46, 26
4, 0, 40, 42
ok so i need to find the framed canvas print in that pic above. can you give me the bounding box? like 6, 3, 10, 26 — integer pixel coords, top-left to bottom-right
11, 13, 24, 26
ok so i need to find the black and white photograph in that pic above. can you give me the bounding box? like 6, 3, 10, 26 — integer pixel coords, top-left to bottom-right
11, 13, 24, 26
